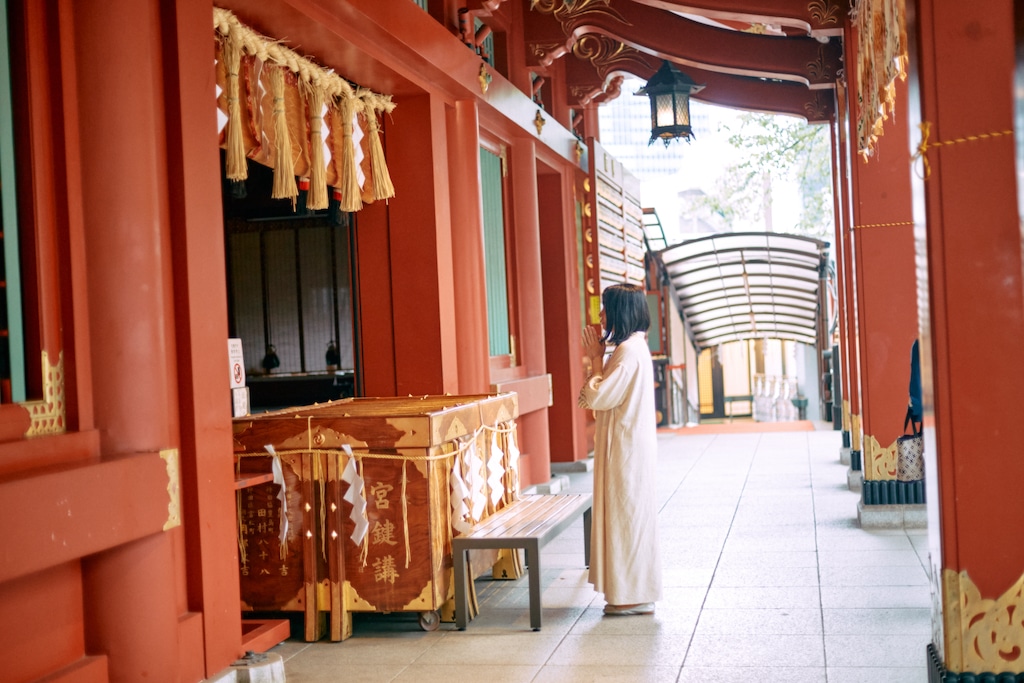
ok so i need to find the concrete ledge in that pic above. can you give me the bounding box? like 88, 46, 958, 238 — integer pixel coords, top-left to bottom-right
847, 469, 862, 492
523, 474, 572, 495
858, 501, 927, 529
550, 458, 594, 474
840, 446, 851, 465
207, 652, 287, 682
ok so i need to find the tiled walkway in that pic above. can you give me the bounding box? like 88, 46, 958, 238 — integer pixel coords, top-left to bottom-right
272, 426, 932, 682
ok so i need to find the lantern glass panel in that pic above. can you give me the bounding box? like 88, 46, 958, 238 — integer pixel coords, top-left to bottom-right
674, 96, 691, 128
654, 93, 676, 128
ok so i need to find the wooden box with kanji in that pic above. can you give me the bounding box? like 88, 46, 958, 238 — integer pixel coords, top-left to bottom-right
232, 393, 521, 641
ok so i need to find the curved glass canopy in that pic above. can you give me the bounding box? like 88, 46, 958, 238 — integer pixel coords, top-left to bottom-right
654, 232, 830, 350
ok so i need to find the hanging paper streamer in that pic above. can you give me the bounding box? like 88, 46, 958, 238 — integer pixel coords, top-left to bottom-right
487, 432, 505, 507
506, 425, 521, 499
264, 445, 289, 551
449, 448, 472, 535
340, 444, 369, 546
466, 437, 487, 523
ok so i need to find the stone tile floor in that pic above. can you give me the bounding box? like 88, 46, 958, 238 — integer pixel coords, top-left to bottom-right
270, 426, 932, 682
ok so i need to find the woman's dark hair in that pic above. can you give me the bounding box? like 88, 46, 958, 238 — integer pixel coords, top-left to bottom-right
602, 284, 650, 344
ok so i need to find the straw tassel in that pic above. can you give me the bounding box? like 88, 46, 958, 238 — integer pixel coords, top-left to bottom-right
365, 104, 395, 201
270, 66, 298, 208
223, 32, 247, 181
338, 96, 363, 213
305, 85, 328, 210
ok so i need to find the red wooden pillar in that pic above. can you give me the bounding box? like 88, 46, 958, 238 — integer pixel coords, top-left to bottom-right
848, 74, 919, 501
356, 93, 460, 396
73, 0, 184, 679
908, 0, 1024, 675
539, 165, 588, 464
507, 139, 552, 487
835, 79, 864, 467
829, 94, 853, 458
163, 0, 245, 675
447, 100, 490, 394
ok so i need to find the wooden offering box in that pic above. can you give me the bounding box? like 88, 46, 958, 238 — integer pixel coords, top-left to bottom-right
233, 393, 520, 641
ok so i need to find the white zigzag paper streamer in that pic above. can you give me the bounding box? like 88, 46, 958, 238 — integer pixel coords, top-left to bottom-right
506, 427, 521, 498
264, 445, 289, 547
466, 438, 487, 522
340, 444, 369, 546
449, 449, 472, 534
487, 432, 504, 506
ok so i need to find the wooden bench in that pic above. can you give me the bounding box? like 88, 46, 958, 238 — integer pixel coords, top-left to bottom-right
452, 493, 592, 631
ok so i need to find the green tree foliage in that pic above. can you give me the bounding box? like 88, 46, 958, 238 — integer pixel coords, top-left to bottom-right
694, 112, 834, 239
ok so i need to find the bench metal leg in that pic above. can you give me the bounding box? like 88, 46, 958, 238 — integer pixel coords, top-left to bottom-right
526, 540, 541, 630
453, 546, 469, 630
583, 507, 592, 567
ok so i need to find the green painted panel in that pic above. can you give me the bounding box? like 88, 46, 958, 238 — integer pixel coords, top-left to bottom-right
0, 0, 25, 401
479, 148, 509, 356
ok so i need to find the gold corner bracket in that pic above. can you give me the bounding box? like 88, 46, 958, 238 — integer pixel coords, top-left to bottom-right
534, 110, 546, 135
25, 350, 66, 437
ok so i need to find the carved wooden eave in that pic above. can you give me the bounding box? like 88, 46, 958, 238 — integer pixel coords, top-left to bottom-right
632, 0, 849, 37
555, 0, 843, 88
563, 49, 835, 123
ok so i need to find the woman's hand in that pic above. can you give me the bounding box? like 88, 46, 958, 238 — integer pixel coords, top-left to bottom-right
582, 325, 606, 367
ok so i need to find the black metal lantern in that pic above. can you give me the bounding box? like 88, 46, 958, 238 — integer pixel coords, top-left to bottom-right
636, 61, 705, 146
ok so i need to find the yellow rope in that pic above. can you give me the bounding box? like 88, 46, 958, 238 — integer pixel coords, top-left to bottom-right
402, 460, 410, 568
913, 121, 1015, 179
236, 447, 460, 461
853, 221, 914, 230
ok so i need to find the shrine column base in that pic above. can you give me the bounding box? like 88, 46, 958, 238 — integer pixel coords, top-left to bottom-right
926, 569, 1024, 681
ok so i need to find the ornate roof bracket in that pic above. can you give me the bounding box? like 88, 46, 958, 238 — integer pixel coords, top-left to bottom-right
632, 0, 848, 37
559, 1, 842, 88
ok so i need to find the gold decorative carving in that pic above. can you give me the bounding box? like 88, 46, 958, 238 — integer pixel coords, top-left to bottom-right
572, 35, 642, 72
534, 110, 546, 135
570, 85, 598, 100
478, 63, 492, 94
942, 568, 1024, 673
864, 433, 897, 481
475, 63, 491, 94
842, 399, 850, 431
808, 0, 841, 25
583, 178, 591, 192
25, 350, 66, 437
531, 41, 564, 59
806, 45, 833, 82
804, 92, 830, 121
575, 139, 585, 163
161, 448, 182, 531
851, 412, 861, 451
530, 0, 558, 12
533, 0, 630, 27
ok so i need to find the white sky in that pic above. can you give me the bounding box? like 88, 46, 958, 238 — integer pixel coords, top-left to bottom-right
599, 82, 805, 244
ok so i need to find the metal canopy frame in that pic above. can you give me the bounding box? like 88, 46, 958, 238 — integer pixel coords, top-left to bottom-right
655, 232, 829, 350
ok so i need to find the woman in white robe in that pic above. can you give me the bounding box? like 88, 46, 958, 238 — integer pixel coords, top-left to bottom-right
579, 284, 662, 615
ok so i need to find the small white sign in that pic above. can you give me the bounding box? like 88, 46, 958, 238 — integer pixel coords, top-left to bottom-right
228, 338, 246, 388
231, 386, 250, 417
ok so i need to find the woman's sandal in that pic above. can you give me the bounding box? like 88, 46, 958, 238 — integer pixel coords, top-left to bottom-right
603, 602, 655, 616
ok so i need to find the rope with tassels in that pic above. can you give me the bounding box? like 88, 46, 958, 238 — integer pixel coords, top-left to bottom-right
213, 7, 396, 205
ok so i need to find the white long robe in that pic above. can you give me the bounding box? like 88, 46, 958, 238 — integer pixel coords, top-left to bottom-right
579, 332, 662, 605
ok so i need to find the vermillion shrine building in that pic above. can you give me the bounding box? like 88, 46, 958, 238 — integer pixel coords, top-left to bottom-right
0, 0, 1021, 681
